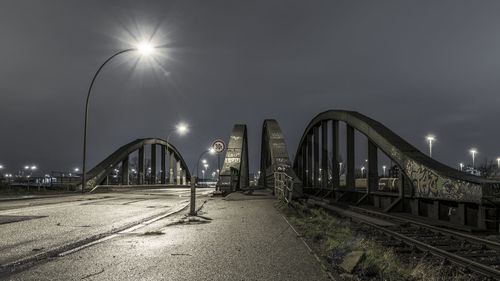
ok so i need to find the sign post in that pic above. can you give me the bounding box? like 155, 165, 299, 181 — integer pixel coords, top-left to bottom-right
211, 140, 226, 191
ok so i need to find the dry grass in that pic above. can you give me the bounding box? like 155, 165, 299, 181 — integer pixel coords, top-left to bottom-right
281, 201, 477, 281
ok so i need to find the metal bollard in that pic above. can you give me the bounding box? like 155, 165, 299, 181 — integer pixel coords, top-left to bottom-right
190, 176, 197, 216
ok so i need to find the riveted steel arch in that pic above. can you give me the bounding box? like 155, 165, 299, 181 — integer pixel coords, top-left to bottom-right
83, 138, 190, 189
218, 124, 249, 192
259, 119, 302, 192
293, 110, 499, 204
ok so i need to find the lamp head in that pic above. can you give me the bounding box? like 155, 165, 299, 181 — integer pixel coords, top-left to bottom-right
175, 122, 189, 136
137, 42, 155, 56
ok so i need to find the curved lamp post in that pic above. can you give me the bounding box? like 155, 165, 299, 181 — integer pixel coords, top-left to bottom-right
82, 42, 157, 193
193, 148, 216, 182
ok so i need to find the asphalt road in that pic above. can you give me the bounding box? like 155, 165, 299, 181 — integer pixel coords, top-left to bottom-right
1, 190, 331, 281
0, 188, 213, 277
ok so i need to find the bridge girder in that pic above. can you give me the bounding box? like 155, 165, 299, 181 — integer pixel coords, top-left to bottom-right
218, 124, 249, 192
259, 119, 302, 194
83, 138, 190, 189
293, 110, 500, 204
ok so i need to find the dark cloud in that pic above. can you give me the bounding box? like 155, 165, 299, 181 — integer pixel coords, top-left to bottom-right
1, 0, 499, 176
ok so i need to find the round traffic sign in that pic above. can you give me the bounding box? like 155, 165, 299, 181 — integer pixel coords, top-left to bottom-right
211, 139, 226, 153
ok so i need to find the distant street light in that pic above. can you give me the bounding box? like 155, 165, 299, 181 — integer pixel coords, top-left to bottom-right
459, 163, 464, 171
82, 41, 162, 193
426, 135, 435, 157
469, 148, 478, 168
0, 165, 3, 170
74, 168, 80, 172
194, 148, 216, 180
361, 166, 365, 177
497, 158, 500, 169
339, 162, 343, 175
382, 165, 387, 177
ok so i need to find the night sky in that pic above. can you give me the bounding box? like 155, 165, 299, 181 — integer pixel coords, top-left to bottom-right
1, 1, 499, 176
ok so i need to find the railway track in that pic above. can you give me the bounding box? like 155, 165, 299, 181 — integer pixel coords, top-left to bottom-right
306, 196, 500, 280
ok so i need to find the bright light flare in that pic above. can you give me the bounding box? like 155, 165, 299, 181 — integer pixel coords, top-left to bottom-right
176, 122, 189, 135
137, 42, 155, 56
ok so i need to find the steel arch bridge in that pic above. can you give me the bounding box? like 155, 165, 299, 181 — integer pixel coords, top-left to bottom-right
83, 138, 190, 190
260, 110, 500, 232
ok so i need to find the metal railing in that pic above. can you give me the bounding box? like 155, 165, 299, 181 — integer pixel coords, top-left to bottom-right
274, 172, 293, 204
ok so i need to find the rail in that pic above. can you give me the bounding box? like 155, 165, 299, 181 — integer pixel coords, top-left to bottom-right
274, 172, 293, 204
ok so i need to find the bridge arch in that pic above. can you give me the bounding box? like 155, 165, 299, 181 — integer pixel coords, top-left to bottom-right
293, 110, 499, 205
83, 138, 190, 189
259, 119, 302, 194
218, 124, 249, 193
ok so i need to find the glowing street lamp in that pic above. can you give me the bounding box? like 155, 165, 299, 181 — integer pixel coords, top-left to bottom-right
382, 165, 387, 177
459, 163, 464, 171
0, 165, 3, 170
166, 122, 189, 144
497, 158, 500, 169
361, 166, 365, 177
426, 135, 435, 157
469, 148, 478, 168
82, 41, 163, 193
194, 147, 216, 180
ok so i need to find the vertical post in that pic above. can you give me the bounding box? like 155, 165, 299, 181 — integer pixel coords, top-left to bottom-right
138, 146, 145, 185
331, 120, 339, 191
301, 144, 307, 184
306, 132, 313, 188
296, 149, 303, 181
321, 121, 329, 188
161, 146, 166, 184
176, 160, 181, 185
313, 125, 320, 188
169, 150, 175, 184
190, 176, 197, 216
182, 170, 186, 186
121, 156, 129, 185
151, 144, 157, 184
368, 140, 378, 194
346, 124, 355, 190
399, 170, 405, 211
